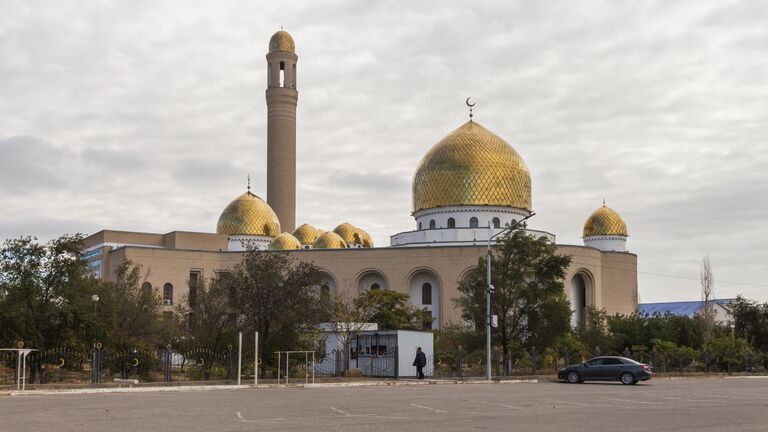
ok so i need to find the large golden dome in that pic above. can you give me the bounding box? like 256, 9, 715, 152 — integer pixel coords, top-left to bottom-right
412, 121, 531, 213
293, 223, 322, 245
269, 232, 302, 250
269, 30, 295, 54
313, 231, 347, 249
583, 204, 628, 237
217, 191, 280, 237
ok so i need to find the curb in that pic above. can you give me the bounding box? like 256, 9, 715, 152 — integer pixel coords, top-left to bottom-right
4, 378, 538, 396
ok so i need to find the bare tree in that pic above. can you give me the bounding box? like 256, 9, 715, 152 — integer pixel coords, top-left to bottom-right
700, 256, 716, 342
328, 287, 369, 372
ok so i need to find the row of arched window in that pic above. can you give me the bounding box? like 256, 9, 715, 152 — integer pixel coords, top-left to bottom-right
140, 282, 175, 305
420, 217, 501, 230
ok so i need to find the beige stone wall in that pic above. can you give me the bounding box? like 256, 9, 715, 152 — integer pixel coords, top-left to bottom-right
100, 240, 638, 324
599, 251, 639, 316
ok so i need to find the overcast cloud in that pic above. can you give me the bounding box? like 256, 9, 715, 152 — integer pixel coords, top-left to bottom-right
1, 0, 766, 302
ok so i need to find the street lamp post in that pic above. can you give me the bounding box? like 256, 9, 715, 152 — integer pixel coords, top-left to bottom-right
485, 212, 535, 381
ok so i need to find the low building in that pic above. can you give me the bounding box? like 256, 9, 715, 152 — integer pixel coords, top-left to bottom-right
638, 299, 737, 324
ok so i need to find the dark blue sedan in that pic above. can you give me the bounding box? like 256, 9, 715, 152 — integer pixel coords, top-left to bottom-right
558, 356, 652, 385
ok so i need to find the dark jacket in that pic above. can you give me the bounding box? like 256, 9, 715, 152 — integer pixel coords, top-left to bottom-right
413, 351, 426, 367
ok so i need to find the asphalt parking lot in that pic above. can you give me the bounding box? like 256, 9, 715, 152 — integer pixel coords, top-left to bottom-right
2, 377, 768, 431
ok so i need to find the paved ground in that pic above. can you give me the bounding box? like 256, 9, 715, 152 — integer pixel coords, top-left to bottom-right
2, 378, 768, 431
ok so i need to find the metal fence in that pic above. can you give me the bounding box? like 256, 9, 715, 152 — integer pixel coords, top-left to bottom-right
0, 344, 239, 386
430, 347, 768, 378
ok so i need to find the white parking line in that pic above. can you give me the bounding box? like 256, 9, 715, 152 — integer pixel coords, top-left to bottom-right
480, 401, 525, 410
410, 403, 448, 413
236, 411, 284, 423
610, 398, 662, 405
330, 407, 410, 420
544, 399, 610, 407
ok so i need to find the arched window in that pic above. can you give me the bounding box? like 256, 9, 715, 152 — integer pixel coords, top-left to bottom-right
371, 283, 380, 290
469, 217, 479, 228
163, 283, 173, 305
429, 219, 436, 229
493, 217, 500, 228
320, 284, 330, 297
422, 283, 432, 305
141, 282, 152, 296
447, 218, 455, 228
418, 222, 422, 230
279, 61, 285, 87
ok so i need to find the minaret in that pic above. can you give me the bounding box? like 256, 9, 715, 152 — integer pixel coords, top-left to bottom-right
265, 30, 298, 232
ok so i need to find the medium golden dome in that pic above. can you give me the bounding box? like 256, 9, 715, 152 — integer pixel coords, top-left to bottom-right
269, 30, 295, 54
333, 223, 359, 244
355, 227, 374, 248
293, 223, 322, 245
313, 231, 347, 249
269, 232, 302, 250
217, 191, 280, 237
583, 204, 628, 237
413, 121, 531, 213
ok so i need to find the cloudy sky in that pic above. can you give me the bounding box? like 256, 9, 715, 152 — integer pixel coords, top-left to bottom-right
1, 0, 766, 303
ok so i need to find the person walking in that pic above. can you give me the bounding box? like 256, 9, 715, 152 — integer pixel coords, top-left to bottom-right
413, 347, 427, 379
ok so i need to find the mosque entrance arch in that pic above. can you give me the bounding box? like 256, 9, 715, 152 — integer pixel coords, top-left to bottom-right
408, 269, 441, 330
570, 271, 593, 327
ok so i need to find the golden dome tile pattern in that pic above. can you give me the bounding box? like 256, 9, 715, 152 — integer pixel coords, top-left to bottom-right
355, 227, 374, 248
333, 223, 359, 244
313, 231, 347, 249
583, 205, 628, 237
413, 121, 532, 213
293, 223, 322, 245
269, 30, 295, 54
217, 191, 281, 237
269, 232, 302, 250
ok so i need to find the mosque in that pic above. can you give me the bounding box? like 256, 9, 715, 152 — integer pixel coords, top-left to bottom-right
83, 30, 638, 329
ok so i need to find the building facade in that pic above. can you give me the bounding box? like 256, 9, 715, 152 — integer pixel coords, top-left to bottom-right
83, 30, 638, 329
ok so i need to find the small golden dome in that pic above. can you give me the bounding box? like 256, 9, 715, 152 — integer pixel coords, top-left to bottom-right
333, 223, 359, 244
269, 232, 302, 250
413, 121, 531, 213
583, 204, 628, 237
355, 227, 374, 248
217, 191, 280, 237
269, 30, 295, 54
293, 223, 322, 245
313, 231, 347, 249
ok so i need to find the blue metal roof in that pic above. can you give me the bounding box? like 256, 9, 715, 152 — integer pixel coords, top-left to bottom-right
638, 299, 737, 317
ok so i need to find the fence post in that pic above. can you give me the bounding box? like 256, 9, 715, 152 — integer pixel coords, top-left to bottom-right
531, 348, 537, 376
652, 349, 658, 372
623, 348, 631, 359
456, 348, 462, 379
726, 350, 732, 374
492, 350, 499, 378
678, 353, 683, 374
747, 353, 753, 374
564, 349, 570, 367
163, 346, 172, 382
226, 345, 234, 381
394, 346, 399, 380
703, 351, 709, 373
91, 344, 102, 384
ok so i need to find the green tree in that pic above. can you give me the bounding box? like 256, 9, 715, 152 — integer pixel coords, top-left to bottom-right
354, 289, 432, 330
174, 277, 237, 354
222, 251, 331, 375
455, 229, 572, 366
108, 262, 167, 350
0, 235, 111, 349
730, 296, 768, 355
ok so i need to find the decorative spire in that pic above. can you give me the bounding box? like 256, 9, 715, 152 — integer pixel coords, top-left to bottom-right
465, 97, 476, 121
602, 198, 606, 207
247, 174, 251, 192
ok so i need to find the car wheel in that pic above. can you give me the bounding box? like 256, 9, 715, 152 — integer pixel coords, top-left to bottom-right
567, 371, 581, 384
620, 372, 635, 385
